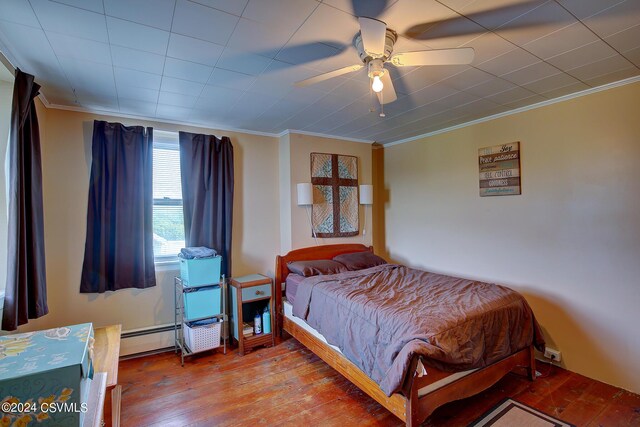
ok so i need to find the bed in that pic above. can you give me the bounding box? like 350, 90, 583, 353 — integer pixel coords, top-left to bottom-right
275, 244, 543, 426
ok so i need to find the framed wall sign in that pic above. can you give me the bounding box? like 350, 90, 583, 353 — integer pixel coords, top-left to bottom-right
478, 142, 521, 197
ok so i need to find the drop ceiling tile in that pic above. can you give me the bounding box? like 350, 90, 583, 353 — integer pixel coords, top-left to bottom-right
107, 17, 169, 55
199, 84, 244, 104
118, 98, 157, 116
243, 0, 318, 33
227, 17, 293, 59
540, 81, 589, 99
111, 45, 165, 74
485, 85, 537, 105
464, 77, 518, 98
556, 0, 625, 20
292, 3, 360, 49
394, 65, 465, 94
104, 0, 176, 30
546, 40, 619, 71
440, 0, 548, 31
227, 90, 280, 118
583, 0, 640, 38
441, 67, 495, 91
380, 0, 457, 37
116, 85, 159, 102
0, 22, 70, 89
156, 103, 193, 119
51, 0, 104, 14
504, 93, 546, 108
567, 54, 635, 82
208, 68, 256, 90
58, 56, 116, 94
324, 0, 399, 18
415, 17, 488, 50
167, 33, 224, 67
523, 22, 599, 59
583, 66, 639, 87
114, 67, 162, 90
312, 46, 362, 74
158, 91, 198, 108
0, 0, 40, 27
161, 76, 204, 95
191, 104, 232, 120
47, 32, 111, 65
216, 47, 273, 75
522, 71, 582, 94
405, 84, 461, 108
500, 61, 560, 85
476, 48, 539, 76
276, 41, 340, 66
189, 0, 249, 16
30, 0, 108, 42
163, 57, 213, 83
328, 78, 371, 99
496, 1, 577, 46
172, 0, 238, 45
624, 46, 640, 67
605, 23, 640, 54
462, 32, 516, 65
76, 94, 119, 111
43, 88, 78, 105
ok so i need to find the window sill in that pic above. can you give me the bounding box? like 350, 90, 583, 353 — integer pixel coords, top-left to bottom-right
155, 258, 179, 272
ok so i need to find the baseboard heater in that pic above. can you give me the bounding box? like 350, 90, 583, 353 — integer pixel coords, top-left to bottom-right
120, 324, 177, 358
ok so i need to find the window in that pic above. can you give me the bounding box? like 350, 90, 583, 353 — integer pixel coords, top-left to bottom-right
152, 131, 184, 260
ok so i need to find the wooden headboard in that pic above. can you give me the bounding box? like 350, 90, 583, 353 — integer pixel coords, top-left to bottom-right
274, 244, 372, 334
275, 244, 373, 289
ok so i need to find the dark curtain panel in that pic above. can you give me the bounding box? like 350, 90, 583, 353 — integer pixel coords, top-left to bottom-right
80, 121, 156, 293
179, 132, 234, 277
2, 69, 48, 331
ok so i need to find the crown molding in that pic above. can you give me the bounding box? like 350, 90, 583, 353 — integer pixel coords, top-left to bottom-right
384, 75, 640, 148
40, 100, 282, 138
277, 129, 373, 144
39, 100, 374, 144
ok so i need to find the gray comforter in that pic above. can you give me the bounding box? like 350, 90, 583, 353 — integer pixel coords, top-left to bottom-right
292, 264, 544, 396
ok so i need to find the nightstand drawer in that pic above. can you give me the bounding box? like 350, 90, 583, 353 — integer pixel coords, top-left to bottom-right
242, 283, 271, 302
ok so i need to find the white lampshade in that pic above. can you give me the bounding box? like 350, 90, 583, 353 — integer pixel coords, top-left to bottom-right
359, 184, 373, 205
297, 183, 313, 206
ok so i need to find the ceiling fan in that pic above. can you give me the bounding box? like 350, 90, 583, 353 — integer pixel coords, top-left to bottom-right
294, 17, 475, 107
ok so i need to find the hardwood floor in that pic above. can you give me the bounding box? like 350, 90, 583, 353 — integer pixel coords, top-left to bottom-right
117, 338, 640, 426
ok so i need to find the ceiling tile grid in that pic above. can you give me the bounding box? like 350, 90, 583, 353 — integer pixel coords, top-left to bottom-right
0, 0, 638, 145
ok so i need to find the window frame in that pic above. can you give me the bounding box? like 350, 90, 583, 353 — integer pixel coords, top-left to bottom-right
152, 130, 184, 264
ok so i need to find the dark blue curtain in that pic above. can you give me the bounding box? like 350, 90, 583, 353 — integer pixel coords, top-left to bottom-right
179, 132, 234, 277
80, 121, 156, 293
2, 69, 48, 331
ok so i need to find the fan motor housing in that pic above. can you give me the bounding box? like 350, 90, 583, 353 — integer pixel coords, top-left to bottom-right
355, 28, 397, 63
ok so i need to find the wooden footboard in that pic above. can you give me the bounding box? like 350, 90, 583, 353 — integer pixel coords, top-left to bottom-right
284, 315, 535, 426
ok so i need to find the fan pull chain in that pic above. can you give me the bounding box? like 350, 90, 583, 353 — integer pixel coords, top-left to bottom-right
379, 92, 385, 117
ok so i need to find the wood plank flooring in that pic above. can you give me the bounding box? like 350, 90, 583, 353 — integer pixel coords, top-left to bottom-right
117, 338, 640, 426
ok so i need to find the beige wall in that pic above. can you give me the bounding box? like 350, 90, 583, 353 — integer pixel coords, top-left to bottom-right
0, 80, 12, 297
283, 133, 373, 250
18, 107, 280, 333
380, 82, 640, 393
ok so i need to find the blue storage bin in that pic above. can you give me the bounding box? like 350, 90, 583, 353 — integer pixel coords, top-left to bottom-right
183, 285, 221, 321
180, 255, 221, 287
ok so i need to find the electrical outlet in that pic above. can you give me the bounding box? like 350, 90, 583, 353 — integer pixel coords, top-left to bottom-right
544, 347, 561, 362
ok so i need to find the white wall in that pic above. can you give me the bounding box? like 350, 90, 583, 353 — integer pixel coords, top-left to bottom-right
381, 82, 640, 393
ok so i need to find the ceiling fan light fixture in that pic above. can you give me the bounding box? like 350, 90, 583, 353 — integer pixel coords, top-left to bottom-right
371, 75, 384, 93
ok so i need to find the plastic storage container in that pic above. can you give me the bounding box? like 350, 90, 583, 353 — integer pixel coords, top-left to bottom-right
184, 318, 221, 352
179, 255, 222, 287
183, 285, 221, 321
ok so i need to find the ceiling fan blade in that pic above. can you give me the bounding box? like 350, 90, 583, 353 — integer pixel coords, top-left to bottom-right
376, 71, 397, 105
351, 0, 389, 19
358, 17, 387, 57
294, 65, 363, 87
390, 48, 475, 67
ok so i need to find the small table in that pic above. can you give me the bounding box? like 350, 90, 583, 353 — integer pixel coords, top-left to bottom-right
93, 325, 122, 427
229, 274, 275, 356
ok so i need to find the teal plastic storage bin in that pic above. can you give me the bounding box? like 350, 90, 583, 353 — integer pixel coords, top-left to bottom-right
183, 285, 221, 321
180, 255, 221, 287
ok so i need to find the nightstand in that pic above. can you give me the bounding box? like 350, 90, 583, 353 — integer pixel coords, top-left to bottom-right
229, 274, 276, 356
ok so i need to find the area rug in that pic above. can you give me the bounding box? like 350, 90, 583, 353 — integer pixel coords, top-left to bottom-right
470, 398, 575, 427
